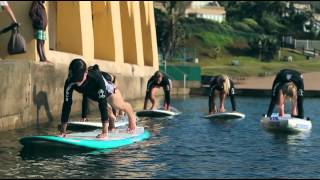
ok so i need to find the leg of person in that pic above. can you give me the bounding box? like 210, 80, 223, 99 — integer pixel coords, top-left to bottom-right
40, 40, 53, 64
209, 93, 217, 114
108, 89, 136, 132
219, 91, 226, 112
143, 93, 150, 110
278, 91, 285, 116
40, 40, 48, 61
150, 87, 159, 110
163, 89, 171, 111
107, 104, 117, 131
36, 39, 45, 61
96, 122, 109, 139
58, 123, 68, 137
291, 100, 298, 117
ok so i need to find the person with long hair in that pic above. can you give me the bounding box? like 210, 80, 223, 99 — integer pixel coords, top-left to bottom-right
208, 74, 236, 114
266, 69, 304, 118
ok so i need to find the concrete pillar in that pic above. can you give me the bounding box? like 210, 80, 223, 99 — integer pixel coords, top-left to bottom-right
92, 1, 124, 63
79, 2, 94, 63
120, 1, 144, 66
56, 1, 94, 64
140, 1, 158, 68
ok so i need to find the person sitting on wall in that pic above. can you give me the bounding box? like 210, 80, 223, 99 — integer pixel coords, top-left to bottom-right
143, 71, 172, 111
266, 69, 304, 118
59, 58, 136, 139
208, 74, 236, 114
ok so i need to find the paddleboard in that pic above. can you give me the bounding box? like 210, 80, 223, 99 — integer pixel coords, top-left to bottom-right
203, 112, 245, 120
20, 127, 150, 150
261, 113, 312, 133
136, 109, 180, 118
66, 116, 129, 131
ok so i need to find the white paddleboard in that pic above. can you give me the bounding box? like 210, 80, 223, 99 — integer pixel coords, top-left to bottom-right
136, 107, 181, 118
66, 115, 129, 131
203, 112, 245, 120
261, 113, 312, 133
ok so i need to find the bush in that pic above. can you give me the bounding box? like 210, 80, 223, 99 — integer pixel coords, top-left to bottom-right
231, 22, 255, 33
194, 32, 233, 47
242, 18, 263, 33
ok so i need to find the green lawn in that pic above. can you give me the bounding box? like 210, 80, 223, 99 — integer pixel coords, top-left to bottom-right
198, 49, 320, 78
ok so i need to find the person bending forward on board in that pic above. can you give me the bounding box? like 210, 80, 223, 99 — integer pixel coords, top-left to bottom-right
266, 69, 304, 118
143, 71, 172, 110
59, 58, 136, 139
80, 67, 122, 130
208, 75, 236, 114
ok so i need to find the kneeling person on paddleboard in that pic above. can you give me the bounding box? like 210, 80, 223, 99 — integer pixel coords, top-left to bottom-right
208, 75, 236, 114
59, 58, 136, 139
266, 69, 304, 118
143, 71, 172, 110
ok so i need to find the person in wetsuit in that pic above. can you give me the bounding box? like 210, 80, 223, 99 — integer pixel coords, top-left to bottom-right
143, 71, 172, 110
59, 58, 136, 139
208, 75, 236, 114
80, 67, 120, 130
266, 69, 304, 118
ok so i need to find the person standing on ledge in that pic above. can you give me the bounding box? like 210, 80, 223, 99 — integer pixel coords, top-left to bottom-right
29, 1, 52, 64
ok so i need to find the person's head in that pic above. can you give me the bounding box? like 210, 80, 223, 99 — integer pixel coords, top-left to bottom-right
68, 58, 87, 86
217, 75, 230, 94
154, 71, 163, 84
281, 82, 297, 103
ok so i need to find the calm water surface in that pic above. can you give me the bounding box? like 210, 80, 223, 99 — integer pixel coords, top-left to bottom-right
1, 96, 320, 178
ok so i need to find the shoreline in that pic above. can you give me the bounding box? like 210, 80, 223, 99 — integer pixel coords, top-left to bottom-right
191, 71, 320, 97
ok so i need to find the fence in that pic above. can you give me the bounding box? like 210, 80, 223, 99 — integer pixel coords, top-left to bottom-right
282, 36, 320, 57
158, 47, 197, 63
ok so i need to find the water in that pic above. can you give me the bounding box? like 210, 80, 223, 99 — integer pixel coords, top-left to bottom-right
1, 96, 320, 178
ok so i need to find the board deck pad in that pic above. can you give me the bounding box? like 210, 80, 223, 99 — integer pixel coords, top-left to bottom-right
20, 127, 150, 150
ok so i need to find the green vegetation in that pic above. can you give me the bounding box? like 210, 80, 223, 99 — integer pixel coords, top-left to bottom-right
199, 49, 320, 77
155, 1, 320, 78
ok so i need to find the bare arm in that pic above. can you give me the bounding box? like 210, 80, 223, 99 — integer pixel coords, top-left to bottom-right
3, 4, 17, 23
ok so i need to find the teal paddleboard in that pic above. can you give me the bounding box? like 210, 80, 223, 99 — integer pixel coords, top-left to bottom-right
20, 127, 150, 150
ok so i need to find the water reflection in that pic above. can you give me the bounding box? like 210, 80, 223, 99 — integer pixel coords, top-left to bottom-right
1, 96, 320, 178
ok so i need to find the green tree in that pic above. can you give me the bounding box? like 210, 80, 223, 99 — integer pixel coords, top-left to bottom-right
155, 1, 191, 61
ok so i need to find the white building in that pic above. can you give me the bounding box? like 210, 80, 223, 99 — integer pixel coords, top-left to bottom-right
293, 3, 312, 14
185, 1, 226, 23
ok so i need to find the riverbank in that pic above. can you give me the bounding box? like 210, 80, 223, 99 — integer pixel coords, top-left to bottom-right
191, 71, 320, 97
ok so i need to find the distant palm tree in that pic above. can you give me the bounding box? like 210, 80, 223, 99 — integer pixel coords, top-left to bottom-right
156, 1, 191, 61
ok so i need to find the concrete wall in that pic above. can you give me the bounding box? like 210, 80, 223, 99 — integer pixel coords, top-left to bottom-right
0, 60, 153, 131
0, 1, 160, 131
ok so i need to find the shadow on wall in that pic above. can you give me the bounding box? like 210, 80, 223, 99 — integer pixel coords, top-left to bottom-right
33, 85, 53, 124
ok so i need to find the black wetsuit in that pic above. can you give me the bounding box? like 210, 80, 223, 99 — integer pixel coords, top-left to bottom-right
266, 69, 304, 118
208, 76, 236, 113
61, 66, 116, 124
145, 73, 172, 107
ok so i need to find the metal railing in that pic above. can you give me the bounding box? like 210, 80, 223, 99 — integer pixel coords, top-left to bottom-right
160, 60, 188, 91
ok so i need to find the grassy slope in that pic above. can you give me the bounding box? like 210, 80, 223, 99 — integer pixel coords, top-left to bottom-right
199, 49, 320, 77
183, 26, 320, 77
